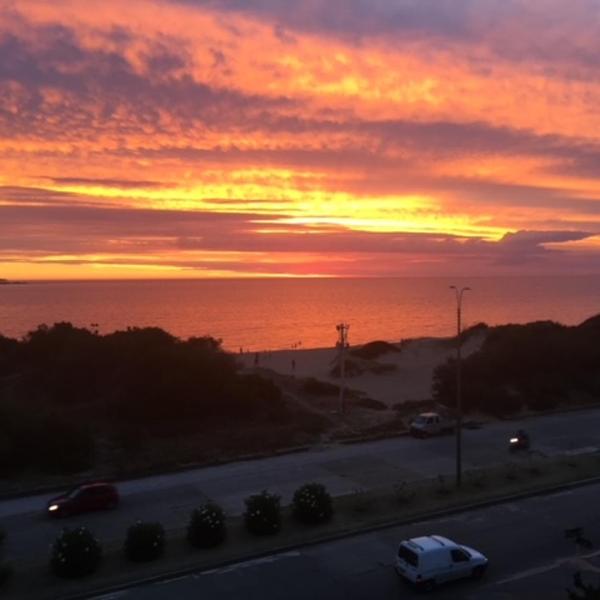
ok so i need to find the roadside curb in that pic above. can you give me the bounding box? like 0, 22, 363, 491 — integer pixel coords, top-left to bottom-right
62, 473, 600, 600
501, 402, 600, 422
336, 430, 409, 444
0, 445, 314, 502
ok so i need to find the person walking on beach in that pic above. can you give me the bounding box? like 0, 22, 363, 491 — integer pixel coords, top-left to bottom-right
291, 358, 296, 376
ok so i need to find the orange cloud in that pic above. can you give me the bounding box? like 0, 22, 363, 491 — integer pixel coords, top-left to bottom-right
1, 0, 600, 277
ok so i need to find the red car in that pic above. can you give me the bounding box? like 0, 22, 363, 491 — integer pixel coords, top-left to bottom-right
47, 482, 119, 517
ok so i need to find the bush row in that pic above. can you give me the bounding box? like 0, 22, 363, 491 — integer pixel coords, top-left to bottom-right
48, 483, 333, 579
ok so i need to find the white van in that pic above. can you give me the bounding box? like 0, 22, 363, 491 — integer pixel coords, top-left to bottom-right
396, 535, 488, 591
409, 413, 454, 438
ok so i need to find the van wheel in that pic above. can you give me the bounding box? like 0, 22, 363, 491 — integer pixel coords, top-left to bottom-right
472, 565, 486, 579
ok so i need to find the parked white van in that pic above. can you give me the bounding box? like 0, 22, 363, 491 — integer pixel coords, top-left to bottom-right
409, 412, 454, 438
396, 535, 488, 591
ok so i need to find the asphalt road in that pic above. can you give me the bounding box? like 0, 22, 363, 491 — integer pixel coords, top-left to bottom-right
92, 482, 600, 600
2, 408, 600, 565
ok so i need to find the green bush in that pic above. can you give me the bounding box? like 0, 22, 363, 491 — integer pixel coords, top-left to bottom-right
292, 483, 333, 525
124, 521, 165, 562
244, 491, 282, 535
50, 527, 102, 578
187, 503, 226, 549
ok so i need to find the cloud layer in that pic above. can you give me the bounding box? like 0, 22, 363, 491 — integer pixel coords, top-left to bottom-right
1, 0, 600, 278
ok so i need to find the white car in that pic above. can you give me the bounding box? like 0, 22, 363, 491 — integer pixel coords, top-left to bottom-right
396, 535, 488, 591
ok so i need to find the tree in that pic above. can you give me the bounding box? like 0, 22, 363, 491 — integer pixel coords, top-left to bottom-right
567, 572, 600, 599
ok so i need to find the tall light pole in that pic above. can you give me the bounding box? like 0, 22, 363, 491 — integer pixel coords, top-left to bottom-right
336, 323, 350, 414
450, 285, 470, 488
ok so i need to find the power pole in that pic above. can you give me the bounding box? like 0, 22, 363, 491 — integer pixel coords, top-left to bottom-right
336, 323, 350, 414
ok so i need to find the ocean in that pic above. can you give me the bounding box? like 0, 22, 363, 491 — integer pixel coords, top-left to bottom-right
1, 277, 599, 351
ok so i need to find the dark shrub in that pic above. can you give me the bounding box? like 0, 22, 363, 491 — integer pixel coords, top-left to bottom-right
330, 359, 363, 378
50, 527, 102, 578
36, 418, 95, 474
528, 394, 560, 412
187, 503, 226, 549
0, 562, 13, 587
292, 483, 333, 525
302, 378, 339, 396
350, 341, 400, 360
354, 397, 387, 411
369, 363, 396, 375
567, 571, 600, 599
0, 529, 11, 588
244, 491, 282, 535
124, 521, 165, 562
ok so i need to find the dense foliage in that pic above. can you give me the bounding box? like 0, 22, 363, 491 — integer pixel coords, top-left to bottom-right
0, 528, 12, 588
50, 527, 102, 578
0, 563, 12, 588
124, 521, 165, 562
0, 323, 286, 476
302, 378, 339, 396
433, 318, 600, 416
292, 483, 333, 525
244, 491, 282, 535
187, 503, 227, 548
350, 341, 400, 360
567, 572, 600, 599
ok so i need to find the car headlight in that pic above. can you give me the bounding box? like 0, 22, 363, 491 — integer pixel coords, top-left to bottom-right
48, 504, 59, 512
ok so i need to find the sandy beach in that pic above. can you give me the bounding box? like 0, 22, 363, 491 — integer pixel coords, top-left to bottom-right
238, 334, 484, 408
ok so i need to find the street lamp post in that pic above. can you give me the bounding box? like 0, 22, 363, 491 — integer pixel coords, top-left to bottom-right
450, 285, 470, 488
336, 323, 350, 414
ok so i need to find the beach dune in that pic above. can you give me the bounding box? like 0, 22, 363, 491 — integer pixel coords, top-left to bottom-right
239, 335, 483, 407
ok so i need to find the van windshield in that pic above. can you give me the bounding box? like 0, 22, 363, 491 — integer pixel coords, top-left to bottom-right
398, 545, 419, 567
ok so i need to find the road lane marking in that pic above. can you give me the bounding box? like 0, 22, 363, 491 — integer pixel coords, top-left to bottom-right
154, 575, 189, 585
201, 551, 302, 576
563, 446, 598, 456
495, 549, 600, 585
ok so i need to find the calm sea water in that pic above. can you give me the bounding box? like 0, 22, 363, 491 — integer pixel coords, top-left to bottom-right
1, 277, 599, 351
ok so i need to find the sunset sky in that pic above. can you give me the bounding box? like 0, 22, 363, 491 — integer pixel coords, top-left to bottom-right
2, 0, 600, 278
